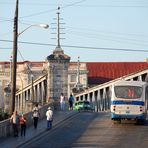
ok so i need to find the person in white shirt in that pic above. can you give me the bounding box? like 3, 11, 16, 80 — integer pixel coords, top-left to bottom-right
32, 104, 40, 129
10, 111, 20, 137
60, 93, 65, 110
46, 106, 53, 130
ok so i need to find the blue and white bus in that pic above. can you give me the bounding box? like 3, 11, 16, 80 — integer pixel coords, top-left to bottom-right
111, 80, 148, 124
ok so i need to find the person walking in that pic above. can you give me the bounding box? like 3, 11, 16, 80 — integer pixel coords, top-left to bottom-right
46, 106, 53, 130
68, 94, 74, 110
60, 93, 65, 110
10, 111, 20, 137
32, 103, 40, 129
19, 114, 27, 137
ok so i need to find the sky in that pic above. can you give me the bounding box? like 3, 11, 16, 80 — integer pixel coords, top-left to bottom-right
0, 0, 148, 62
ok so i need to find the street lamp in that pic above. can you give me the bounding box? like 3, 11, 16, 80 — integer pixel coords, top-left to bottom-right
10, 0, 49, 114
18, 24, 49, 36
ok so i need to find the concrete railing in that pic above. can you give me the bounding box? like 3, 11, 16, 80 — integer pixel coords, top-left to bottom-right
74, 68, 148, 112
0, 103, 53, 138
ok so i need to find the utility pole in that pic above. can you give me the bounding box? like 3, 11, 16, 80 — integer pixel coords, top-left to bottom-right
10, 0, 19, 114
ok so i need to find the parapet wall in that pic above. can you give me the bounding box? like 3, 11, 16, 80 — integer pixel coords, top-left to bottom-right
0, 103, 53, 138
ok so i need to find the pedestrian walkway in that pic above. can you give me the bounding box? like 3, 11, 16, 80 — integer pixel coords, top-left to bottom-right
0, 110, 77, 148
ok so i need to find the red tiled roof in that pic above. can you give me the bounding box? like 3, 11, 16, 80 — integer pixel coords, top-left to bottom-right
86, 62, 148, 85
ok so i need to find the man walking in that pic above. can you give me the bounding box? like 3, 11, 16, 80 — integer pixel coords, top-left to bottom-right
10, 111, 20, 137
32, 103, 40, 129
46, 107, 53, 130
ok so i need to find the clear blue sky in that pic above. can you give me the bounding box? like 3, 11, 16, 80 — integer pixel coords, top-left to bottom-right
0, 0, 148, 62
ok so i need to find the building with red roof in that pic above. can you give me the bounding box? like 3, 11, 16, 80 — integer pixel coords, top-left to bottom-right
86, 62, 148, 86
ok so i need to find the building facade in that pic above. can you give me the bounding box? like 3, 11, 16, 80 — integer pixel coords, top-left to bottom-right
0, 59, 88, 110
1, 59, 148, 112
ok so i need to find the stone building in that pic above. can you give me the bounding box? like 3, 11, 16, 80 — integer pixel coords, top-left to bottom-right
46, 47, 70, 101
1, 59, 148, 112
0, 59, 88, 110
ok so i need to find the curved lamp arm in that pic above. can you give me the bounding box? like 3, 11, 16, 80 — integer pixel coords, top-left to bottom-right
18, 24, 49, 37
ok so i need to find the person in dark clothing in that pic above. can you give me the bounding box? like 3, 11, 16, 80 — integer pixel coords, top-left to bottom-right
68, 94, 74, 110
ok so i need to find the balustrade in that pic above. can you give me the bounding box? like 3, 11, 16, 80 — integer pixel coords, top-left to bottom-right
75, 68, 148, 112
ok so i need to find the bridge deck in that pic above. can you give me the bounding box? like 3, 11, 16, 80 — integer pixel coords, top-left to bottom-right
0, 110, 77, 148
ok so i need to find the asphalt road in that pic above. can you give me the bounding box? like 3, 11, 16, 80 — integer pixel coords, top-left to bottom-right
19, 112, 148, 148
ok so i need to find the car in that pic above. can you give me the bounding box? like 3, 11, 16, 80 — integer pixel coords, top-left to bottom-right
73, 100, 94, 112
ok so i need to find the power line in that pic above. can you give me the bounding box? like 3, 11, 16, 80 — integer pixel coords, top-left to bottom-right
68, 30, 148, 47
19, 0, 88, 19
0, 39, 148, 53
66, 26, 148, 38
72, 4, 148, 8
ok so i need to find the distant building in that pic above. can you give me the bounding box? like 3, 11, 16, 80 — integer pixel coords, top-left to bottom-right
0, 60, 148, 109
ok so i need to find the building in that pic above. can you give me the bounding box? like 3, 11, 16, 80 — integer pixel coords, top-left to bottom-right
0, 60, 148, 111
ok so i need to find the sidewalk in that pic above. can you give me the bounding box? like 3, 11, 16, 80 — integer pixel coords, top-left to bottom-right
0, 110, 77, 148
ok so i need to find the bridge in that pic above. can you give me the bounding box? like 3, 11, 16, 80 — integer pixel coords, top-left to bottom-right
75, 68, 148, 112
14, 66, 148, 115
0, 111, 148, 148
2, 43, 146, 148
0, 3, 148, 147
1, 23, 148, 145
0, 64, 147, 140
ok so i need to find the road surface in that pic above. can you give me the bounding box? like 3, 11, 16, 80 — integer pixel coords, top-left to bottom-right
18, 112, 148, 148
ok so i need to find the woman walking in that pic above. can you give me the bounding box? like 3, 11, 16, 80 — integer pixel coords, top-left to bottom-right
20, 114, 27, 137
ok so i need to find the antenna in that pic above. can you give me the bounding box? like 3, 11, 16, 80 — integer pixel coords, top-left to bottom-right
50, 7, 65, 51
57, 6, 60, 48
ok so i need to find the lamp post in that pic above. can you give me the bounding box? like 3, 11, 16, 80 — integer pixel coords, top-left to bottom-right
10, 0, 19, 115
10, 0, 49, 114
18, 24, 49, 36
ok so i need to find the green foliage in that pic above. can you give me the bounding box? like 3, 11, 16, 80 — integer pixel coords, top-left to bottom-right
0, 109, 9, 121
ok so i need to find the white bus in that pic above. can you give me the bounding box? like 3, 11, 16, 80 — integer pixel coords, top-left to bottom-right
111, 80, 148, 124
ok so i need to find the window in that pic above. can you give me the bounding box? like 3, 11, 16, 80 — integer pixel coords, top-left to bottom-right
71, 74, 76, 82
114, 86, 142, 99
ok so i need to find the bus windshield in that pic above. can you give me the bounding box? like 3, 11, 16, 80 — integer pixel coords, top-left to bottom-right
114, 86, 143, 99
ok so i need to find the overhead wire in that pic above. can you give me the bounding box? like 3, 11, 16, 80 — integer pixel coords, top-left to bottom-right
67, 30, 148, 47
0, 39, 148, 53
19, 0, 88, 19
1, 0, 148, 57
66, 26, 148, 38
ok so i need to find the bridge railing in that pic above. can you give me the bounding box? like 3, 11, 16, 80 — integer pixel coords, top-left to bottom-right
0, 103, 53, 138
74, 68, 148, 112
15, 74, 48, 114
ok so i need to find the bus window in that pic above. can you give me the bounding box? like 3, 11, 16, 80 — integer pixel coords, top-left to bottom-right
114, 86, 142, 99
